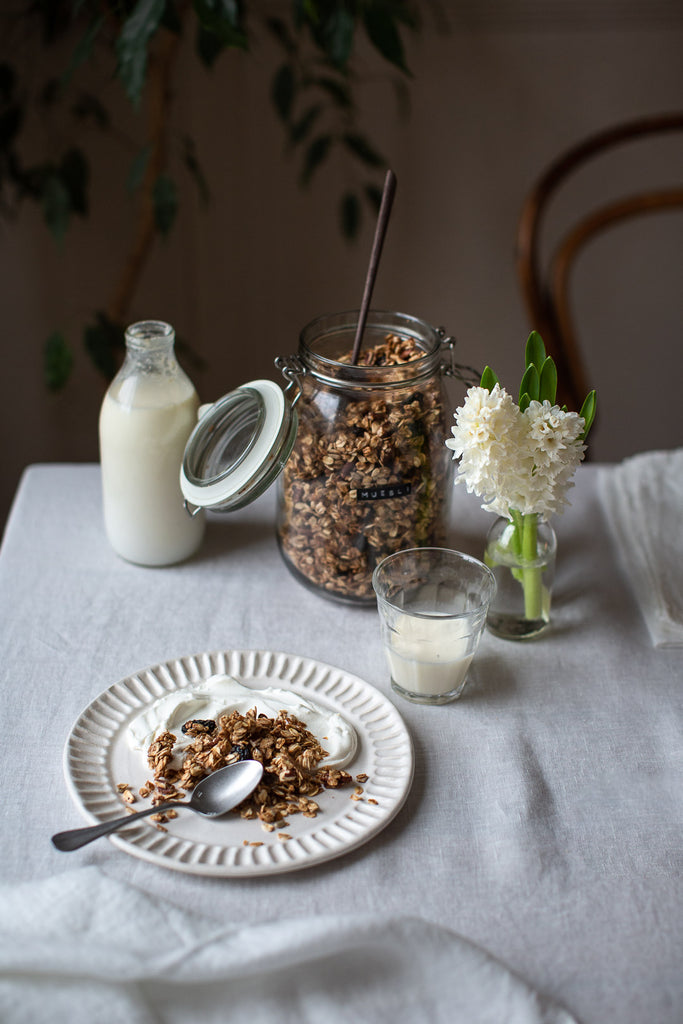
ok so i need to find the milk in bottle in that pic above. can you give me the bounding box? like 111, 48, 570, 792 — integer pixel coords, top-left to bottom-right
99, 320, 204, 566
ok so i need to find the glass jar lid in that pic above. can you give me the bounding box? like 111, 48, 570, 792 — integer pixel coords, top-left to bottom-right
180, 379, 297, 513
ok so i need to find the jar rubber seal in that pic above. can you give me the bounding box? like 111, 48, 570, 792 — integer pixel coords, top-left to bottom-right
180, 379, 297, 513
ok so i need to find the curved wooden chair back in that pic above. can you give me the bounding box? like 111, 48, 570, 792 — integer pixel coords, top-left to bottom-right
516, 112, 683, 412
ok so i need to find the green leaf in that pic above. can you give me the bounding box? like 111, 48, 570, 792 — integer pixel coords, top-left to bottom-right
519, 363, 540, 405
300, 134, 332, 186
340, 190, 361, 240
115, 0, 166, 107
42, 172, 71, 243
44, 331, 73, 391
161, 1, 183, 33
271, 63, 296, 123
266, 16, 297, 55
289, 104, 322, 146
363, 3, 410, 74
519, 393, 531, 413
364, 182, 383, 212
62, 15, 103, 87
196, 26, 224, 66
60, 148, 89, 217
71, 93, 110, 130
182, 136, 210, 204
127, 145, 150, 194
0, 62, 16, 103
538, 356, 557, 404
294, 0, 322, 28
311, 75, 352, 109
578, 389, 597, 439
84, 313, 125, 381
525, 330, 546, 372
153, 174, 178, 236
219, 0, 242, 28
0, 102, 23, 148
193, 0, 248, 50
316, 5, 355, 67
343, 132, 385, 168
480, 365, 499, 392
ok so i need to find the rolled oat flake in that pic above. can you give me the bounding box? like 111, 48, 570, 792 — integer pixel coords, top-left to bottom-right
180, 309, 476, 605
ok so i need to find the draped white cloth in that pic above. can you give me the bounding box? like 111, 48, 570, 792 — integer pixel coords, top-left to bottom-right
0, 867, 576, 1024
1, 462, 681, 1024
599, 447, 683, 646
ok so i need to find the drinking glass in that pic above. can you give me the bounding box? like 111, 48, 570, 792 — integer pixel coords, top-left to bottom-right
372, 547, 496, 705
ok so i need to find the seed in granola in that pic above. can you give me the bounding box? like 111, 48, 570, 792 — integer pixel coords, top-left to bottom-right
181, 718, 217, 735
229, 743, 252, 762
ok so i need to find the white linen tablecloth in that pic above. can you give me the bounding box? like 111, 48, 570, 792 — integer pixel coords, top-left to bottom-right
0, 463, 681, 1024
598, 447, 683, 647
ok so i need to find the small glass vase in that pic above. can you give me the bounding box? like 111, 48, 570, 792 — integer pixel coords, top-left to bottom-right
484, 514, 557, 640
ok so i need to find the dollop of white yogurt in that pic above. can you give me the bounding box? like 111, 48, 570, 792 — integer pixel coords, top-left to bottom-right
127, 674, 357, 769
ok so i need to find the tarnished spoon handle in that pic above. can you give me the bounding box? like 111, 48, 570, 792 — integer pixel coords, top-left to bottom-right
51, 800, 182, 852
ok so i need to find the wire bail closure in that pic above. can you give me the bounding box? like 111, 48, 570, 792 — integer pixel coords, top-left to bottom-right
274, 355, 305, 408
437, 328, 480, 387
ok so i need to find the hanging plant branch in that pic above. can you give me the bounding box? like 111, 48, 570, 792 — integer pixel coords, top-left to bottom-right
0, 0, 419, 388
107, 19, 183, 325
266, 3, 414, 240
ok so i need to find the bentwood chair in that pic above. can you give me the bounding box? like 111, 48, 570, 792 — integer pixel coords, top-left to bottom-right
516, 112, 683, 413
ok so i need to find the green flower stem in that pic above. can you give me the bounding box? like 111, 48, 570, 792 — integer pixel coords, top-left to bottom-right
521, 512, 543, 620
509, 508, 524, 559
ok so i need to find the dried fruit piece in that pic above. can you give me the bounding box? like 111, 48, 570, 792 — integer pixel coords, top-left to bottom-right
181, 719, 217, 735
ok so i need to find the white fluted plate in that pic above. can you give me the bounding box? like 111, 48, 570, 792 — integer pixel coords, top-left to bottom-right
63, 649, 414, 876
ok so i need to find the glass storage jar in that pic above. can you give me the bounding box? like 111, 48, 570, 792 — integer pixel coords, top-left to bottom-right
274, 310, 471, 604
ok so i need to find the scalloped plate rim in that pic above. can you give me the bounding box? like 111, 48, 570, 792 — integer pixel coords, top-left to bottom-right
62, 649, 414, 877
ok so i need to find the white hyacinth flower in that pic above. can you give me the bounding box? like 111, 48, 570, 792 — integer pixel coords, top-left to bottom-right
446, 387, 585, 521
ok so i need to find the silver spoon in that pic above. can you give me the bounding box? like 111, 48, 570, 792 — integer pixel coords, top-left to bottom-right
51, 759, 264, 852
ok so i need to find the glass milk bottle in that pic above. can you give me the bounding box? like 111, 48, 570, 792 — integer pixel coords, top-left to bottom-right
99, 320, 204, 566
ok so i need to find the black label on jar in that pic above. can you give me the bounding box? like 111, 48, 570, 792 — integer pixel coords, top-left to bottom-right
357, 482, 412, 501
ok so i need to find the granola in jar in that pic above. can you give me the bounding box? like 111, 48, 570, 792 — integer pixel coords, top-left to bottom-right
276, 312, 458, 603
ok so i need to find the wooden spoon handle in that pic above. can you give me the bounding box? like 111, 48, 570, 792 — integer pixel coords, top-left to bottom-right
350, 169, 397, 364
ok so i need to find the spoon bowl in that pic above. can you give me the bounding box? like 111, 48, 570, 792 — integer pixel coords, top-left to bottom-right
51, 759, 264, 852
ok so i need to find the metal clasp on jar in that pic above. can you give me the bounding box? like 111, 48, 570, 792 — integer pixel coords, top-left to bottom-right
437, 328, 480, 387
274, 354, 305, 408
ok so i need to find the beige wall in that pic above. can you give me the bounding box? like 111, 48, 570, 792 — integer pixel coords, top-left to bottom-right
3, 3, 683, 533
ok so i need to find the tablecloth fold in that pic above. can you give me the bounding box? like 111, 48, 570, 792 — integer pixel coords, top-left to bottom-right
599, 448, 683, 647
0, 866, 576, 1024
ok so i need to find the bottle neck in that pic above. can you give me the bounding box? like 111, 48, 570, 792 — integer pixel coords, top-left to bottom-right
107, 320, 195, 408
125, 319, 175, 356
